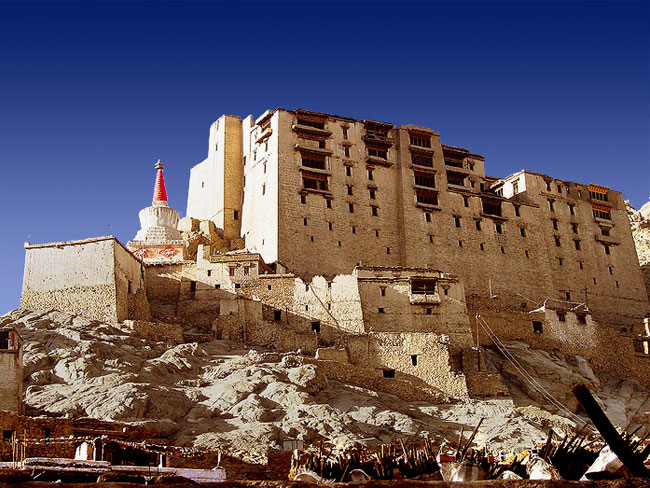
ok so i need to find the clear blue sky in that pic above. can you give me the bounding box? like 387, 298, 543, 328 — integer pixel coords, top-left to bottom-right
1, 1, 648, 314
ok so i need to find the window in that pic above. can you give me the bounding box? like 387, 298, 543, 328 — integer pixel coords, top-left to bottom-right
301, 155, 326, 170
368, 148, 387, 159
262, 183, 266, 195
546, 181, 552, 191
375, 229, 380, 237
207, 270, 212, 277
593, 209, 611, 220
500, 246, 505, 254
190, 281, 196, 298
319, 140, 326, 149
382, 369, 395, 378
464, 197, 470, 208
447, 172, 465, 186
234, 210, 239, 220
520, 227, 526, 237
429, 235, 434, 243
371, 206, 378, 216
369, 190, 376, 199
3, 430, 14, 440
229, 267, 235, 277
616, 280, 619, 288
411, 355, 418, 366
557, 185, 562, 194
416, 189, 438, 205
565, 291, 571, 300
328, 221, 333, 231
409, 134, 431, 147
454, 216, 461, 228
555, 236, 561, 247
326, 199, 332, 209
351, 226, 356, 234
532, 321, 543, 334
593, 277, 597, 284
347, 185, 353, 195
310, 236, 314, 242
344, 146, 350, 157
349, 203, 354, 213
445, 157, 463, 168
579, 261, 584, 269
274, 310, 282, 321
458, 240, 463, 247
297, 118, 325, 129
338, 241, 342, 246
305, 304, 309, 311
311, 321, 321, 333
608, 266, 613, 274
589, 191, 608, 202
480, 243, 485, 251
605, 245, 610, 255
378, 308, 385, 313
342, 127, 348, 139
557, 257, 563, 266
380, 286, 386, 296
482, 201, 502, 216
300, 195, 306, 204
302, 171, 328, 191
574, 240, 581, 251
413, 171, 436, 188
572, 223, 579, 234
303, 218, 308, 226
556, 311, 566, 322
601, 227, 610, 236
201, 181, 205, 188
344, 167, 352, 178
425, 212, 432, 223
411, 279, 437, 295
552, 219, 558, 231
576, 314, 586, 325
475, 220, 482, 231
525, 250, 529, 258
548, 200, 555, 212
495, 223, 503, 234
386, 247, 390, 254
411, 153, 434, 167
568, 204, 575, 215
267, 285, 272, 291
443, 287, 449, 296
514, 205, 520, 217
367, 169, 374, 180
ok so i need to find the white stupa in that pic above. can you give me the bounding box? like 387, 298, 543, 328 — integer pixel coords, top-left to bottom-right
128, 160, 186, 262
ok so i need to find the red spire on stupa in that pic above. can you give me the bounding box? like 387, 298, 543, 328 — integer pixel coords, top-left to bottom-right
153, 160, 168, 204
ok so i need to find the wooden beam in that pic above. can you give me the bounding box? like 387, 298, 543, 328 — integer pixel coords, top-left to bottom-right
571, 382, 649, 478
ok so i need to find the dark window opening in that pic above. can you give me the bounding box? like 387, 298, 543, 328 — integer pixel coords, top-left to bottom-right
301, 195, 306, 204
268, 285, 272, 291
601, 227, 610, 236
593, 209, 611, 220
382, 369, 395, 378
520, 227, 526, 237
552, 219, 558, 230
411, 354, 418, 366
482, 200, 502, 217
349, 203, 354, 213
411, 153, 433, 167
495, 223, 503, 234
347, 185, 353, 195
532, 321, 543, 334
556, 311, 566, 322
233, 210, 239, 220
414, 171, 436, 188
3, 430, 13, 440
605, 245, 611, 255
380, 286, 386, 296
234, 283, 241, 289
319, 140, 326, 149
369, 190, 376, 199
565, 291, 571, 300
375, 229, 379, 237
480, 243, 485, 251
43, 428, 51, 439
297, 118, 325, 129
454, 216, 461, 228
302, 171, 329, 191
371, 206, 378, 216
589, 191, 608, 202
409, 135, 431, 147
555, 236, 561, 247
476, 220, 482, 231
416, 189, 438, 205
301, 155, 326, 170
426, 308, 432, 315
575, 240, 581, 250
447, 172, 465, 186
514, 205, 520, 217
190, 281, 197, 298
569, 204, 575, 215
464, 197, 470, 208
411, 279, 437, 295
425, 212, 431, 222
378, 308, 385, 313
326, 199, 332, 209
577, 314, 586, 325
303, 217, 308, 226
368, 148, 387, 159
207, 270, 212, 277
549, 200, 555, 212
274, 310, 282, 321
346, 166, 352, 177
367, 169, 374, 180
311, 321, 321, 333
215, 284, 220, 289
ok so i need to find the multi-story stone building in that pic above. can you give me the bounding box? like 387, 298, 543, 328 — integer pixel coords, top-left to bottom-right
186, 109, 649, 334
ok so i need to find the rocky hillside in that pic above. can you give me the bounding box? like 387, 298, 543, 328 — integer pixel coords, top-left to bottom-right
628, 199, 650, 301
3, 309, 649, 465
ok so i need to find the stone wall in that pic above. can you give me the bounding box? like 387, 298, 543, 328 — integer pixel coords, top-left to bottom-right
121, 320, 183, 345
0, 412, 74, 461
21, 237, 149, 324
0, 328, 22, 414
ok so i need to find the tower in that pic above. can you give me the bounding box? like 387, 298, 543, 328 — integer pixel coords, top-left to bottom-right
128, 161, 186, 262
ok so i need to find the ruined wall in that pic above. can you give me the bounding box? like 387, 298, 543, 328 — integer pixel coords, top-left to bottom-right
21, 237, 119, 323
0, 329, 22, 414
113, 240, 150, 322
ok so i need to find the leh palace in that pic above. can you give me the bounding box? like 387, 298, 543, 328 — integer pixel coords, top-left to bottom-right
17, 108, 650, 403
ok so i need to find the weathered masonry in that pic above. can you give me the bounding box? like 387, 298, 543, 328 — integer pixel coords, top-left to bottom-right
0, 327, 23, 414
186, 109, 649, 332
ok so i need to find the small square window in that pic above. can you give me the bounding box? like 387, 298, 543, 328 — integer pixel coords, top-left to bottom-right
382, 369, 395, 378
215, 284, 220, 289
443, 288, 449, 296
234, 283, 241, 289
207, 270, 212, 277
311, 321, 321, 333
310, 236, 314, 242
267, 285, 272, 291
577, 314, 586, 325
352, 226, 356, 234
233, 210, 239, 220
532, 321, 543, 334
425, 308, 432, 316
495, 224, 503, 234
378, 307, 385, 313
411, 355, 418, 366
338, 241, 342, 247
3, 430, 14, 440
565, 291, 571, 300
274, 310, 282, 321
556, 311, 566, 322
367, 169, 374, 180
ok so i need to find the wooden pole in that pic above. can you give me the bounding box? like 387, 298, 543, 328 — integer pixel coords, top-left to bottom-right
571, 382, 649, 478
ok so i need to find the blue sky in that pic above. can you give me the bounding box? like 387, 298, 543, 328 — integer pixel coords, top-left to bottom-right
0, 1, 648, 314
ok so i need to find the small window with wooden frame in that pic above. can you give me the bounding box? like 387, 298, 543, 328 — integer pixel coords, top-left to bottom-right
409, 133, 431, 148
302, 171, 328, 192
415, 189, 438, 206
413, 171, 436, 189
411, 152, 434, 167
301, 153, 327, 170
